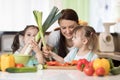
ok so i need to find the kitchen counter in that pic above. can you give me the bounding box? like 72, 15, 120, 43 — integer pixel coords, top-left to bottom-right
0, 70, 120, 80
98, 52, 120, 61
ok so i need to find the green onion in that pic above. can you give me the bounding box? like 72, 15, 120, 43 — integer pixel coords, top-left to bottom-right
42, 6, 62, 33
34, 6, 61, 47
33, 11, 46, 47
24, 6, 61, 55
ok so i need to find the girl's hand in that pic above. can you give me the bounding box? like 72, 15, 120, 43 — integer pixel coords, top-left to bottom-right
20, 38, 34, 54
31, 39, 40, 53
25, 37, 34, 46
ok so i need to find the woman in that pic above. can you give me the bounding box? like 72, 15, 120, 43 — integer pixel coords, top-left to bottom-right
44, 9, 79, 59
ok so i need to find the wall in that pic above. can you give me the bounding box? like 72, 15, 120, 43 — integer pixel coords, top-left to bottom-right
0, 32, 17, 53
0, 32, 120, 53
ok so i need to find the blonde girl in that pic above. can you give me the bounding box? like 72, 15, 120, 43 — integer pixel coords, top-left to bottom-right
64, 25, 98, 62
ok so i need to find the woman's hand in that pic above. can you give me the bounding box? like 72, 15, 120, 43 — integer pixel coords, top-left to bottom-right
42, 46, 51, 58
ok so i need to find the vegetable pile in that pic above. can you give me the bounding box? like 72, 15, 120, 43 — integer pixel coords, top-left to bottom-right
76, 58, 120, 76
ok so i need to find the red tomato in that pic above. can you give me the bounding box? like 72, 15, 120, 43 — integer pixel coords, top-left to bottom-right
83, 66, 95, 76
15, 63, 24, 68
95, 67, 105, 76
88, 61, 94, 67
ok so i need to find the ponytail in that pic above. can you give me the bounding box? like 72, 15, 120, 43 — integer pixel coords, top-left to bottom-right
11, 31, 23, 53
89, 33, 98, 52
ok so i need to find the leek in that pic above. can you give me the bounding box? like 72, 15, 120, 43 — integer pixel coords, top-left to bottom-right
24, 6, 61, 55
42, 6, 61, 33
34, 6, 61, 47
24, 11, 42, 55
33, 11, 46, 47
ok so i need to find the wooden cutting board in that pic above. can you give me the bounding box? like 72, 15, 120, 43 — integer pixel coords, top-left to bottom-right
46, 66, 77, 70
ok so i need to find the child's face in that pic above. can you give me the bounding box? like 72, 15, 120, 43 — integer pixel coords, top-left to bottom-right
24, 27, 38, 44
72, 30, 86, 48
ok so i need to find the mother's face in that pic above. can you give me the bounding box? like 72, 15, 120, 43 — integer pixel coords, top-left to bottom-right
59, 19, 78, 40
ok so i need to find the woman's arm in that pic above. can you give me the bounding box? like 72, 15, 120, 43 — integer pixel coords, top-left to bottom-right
42, 46, 64, 63
49, 51, 64, 63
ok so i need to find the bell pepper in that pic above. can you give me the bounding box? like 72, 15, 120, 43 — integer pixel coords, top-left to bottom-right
93, 58, 110, 75
77, 59, 89, 71
0, 57, 1, 71
1, 54, 15, 72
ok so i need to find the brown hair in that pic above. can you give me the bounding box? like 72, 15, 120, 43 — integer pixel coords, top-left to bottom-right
11, 25, 39, 53
57, 9, 79, 58
58, 9, 79, 24
74, 25, 98, 52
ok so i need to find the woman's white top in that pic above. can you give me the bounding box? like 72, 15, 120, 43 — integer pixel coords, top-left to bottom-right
47, 30, 74, 52
47, 30, 60, 48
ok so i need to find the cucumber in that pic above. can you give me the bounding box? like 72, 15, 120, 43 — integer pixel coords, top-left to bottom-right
110, 66, 120, 75
6, 67, 37, 73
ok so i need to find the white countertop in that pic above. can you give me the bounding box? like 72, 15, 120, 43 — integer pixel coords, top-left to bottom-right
0, 70, 120, 80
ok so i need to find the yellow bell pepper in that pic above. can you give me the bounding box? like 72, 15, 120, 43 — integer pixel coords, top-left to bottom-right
1, 54, 15, 72
0, 57, 1, 70
93, 58, 110, 75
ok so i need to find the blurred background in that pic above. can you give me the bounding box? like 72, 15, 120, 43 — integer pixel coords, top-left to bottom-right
0, 0, 120, 52
0, 0, 120, 32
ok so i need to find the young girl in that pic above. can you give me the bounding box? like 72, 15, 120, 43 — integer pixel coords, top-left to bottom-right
11, 25, 44, 66
64, 25, 98, 62
43, 25, 98, 63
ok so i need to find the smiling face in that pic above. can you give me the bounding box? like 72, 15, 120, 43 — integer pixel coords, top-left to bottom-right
23, 27, 38, 44
59, 19, 78, 40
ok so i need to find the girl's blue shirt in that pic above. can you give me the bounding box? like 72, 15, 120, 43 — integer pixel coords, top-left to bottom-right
26, 51, 38, 66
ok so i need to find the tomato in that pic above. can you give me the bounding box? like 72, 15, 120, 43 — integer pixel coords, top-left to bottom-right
88, 61, 94, 67
93, 58, 110, 75
15, 63, 24, 68
95, 67, 105, 76
83, 66, 94, 76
